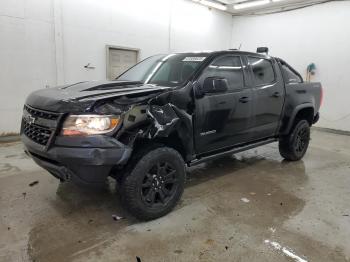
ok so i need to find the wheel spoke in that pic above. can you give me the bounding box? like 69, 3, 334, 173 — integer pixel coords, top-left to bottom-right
164, 177, 178, 184
161, 187, 171, 196
295, 130, 308, 153
167, 169, 176, 176
158, 190, 166, 203
159, 169, 166, 177
145, 189, 156, 203
164, 162, 172, 171
163, 168, 177, 185
163, 169, 176, 180
145, 173, 153, 180
295, 127, 309, 153
142, 180, 152, 188
142, 173, 153, 188
295, 135, 302, 152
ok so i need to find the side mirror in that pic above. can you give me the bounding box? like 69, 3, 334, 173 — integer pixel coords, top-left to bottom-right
202, 77, 229, 94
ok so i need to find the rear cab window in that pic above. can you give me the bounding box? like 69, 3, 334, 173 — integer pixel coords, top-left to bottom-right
281, 63, 303, 84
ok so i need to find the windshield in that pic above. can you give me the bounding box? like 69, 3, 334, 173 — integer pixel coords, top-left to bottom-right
117, 53, 210, 87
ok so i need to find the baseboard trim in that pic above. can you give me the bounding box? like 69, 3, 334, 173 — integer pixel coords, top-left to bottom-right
0, 134, 20, 143
312, 127, 350, 136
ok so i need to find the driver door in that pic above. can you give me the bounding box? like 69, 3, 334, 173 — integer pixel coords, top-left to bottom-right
194, 55, 253, 154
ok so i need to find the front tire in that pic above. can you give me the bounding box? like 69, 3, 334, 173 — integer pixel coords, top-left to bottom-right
279, 119, 310, 161
120, 146, 185, 221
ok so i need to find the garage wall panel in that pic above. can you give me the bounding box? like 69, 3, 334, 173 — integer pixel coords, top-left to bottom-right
61, 0, 233, 83
0, 0, 232, 133
0, 0, 56, 134
171, 0, 232, 52
231, 1, 350, 131
60, 0, 171, 83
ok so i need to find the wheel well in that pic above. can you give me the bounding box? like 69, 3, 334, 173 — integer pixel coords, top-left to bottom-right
112, 134, 185, 180
132, 132, 187, 162
294, 107, 314, 126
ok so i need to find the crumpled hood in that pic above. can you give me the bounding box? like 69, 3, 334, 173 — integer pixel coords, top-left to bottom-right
25, 80, 171, 113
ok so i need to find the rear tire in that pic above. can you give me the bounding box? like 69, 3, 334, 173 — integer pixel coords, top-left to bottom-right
279, 119, 310, 161
120, 145, 185, 221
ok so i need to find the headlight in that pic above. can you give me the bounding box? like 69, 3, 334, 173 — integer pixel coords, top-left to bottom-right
61, 115, 120, 136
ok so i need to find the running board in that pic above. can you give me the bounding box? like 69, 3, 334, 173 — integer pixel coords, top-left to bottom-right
189, 138, 277, 167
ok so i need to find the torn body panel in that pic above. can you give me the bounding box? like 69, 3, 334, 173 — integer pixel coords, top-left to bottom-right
143, 82, 196, 160
93, 84, 196, 162
147, 104, 180, 138
113, 103, 194, 162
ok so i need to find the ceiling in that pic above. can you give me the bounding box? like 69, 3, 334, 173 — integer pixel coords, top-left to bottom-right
214, 0, 334, 15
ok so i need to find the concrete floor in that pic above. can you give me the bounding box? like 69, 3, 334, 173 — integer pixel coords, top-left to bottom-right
0, 129, 349, 262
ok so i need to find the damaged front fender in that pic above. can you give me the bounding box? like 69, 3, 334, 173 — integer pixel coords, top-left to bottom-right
94, 84, 196, 162
145, 103, 195, 161
147, 104, 180, 138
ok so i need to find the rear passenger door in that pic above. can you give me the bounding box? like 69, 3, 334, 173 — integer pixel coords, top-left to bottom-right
247, 56, 285, 140
194, 55, 253, 153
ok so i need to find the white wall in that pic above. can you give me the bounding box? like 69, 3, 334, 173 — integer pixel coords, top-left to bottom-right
0, 0, 233, 134
0, 0, 57, 134
231, 1, 350, 132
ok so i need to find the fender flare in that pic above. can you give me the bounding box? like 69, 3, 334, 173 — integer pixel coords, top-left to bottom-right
284, 103, 314, 135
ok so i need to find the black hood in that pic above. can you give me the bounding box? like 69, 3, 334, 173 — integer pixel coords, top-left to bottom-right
25, 80, 171, 113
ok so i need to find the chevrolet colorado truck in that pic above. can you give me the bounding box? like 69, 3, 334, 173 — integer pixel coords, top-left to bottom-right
21, 49, 322, 220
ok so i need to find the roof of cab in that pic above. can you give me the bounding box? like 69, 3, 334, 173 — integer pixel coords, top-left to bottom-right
174, 49, 271, 58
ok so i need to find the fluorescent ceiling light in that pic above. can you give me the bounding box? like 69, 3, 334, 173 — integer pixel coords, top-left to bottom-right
233, 0, 270, 10
192, 0, 228, 11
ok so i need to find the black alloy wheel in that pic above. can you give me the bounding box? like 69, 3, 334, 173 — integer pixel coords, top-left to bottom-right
120, 146, 185, 220
141, 162, 179, 207
294, 126, 309, 154
279, 119, 310, 161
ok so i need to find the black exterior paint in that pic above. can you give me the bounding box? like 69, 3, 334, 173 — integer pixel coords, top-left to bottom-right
21, 50, 322, 185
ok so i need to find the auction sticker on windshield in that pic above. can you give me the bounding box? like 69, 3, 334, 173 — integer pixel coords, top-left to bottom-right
182, 57, 206, 62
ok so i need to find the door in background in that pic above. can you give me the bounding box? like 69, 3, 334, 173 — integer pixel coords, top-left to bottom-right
107, 47, 139, 80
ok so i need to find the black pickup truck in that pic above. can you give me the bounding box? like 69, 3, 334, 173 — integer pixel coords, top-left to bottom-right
21, 49, 322, 220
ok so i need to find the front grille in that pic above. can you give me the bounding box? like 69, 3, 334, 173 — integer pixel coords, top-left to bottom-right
23, 122, 52, 145
22, 105, 61, 146
24, 104, 59, 120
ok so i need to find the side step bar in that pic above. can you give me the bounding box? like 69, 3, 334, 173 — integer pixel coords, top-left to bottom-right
189, 138, 277, 167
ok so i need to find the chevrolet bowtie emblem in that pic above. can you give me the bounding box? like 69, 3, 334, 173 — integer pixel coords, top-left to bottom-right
26, 115, 36, 125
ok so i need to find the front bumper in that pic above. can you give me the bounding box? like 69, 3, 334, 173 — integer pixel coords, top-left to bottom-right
22, 134, 132, 186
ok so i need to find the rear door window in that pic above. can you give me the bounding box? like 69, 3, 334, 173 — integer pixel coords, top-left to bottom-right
248, 57, 275, 86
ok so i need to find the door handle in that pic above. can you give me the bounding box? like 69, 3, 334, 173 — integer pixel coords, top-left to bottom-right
271, 92, 281, 98
239, 96, 250, 103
